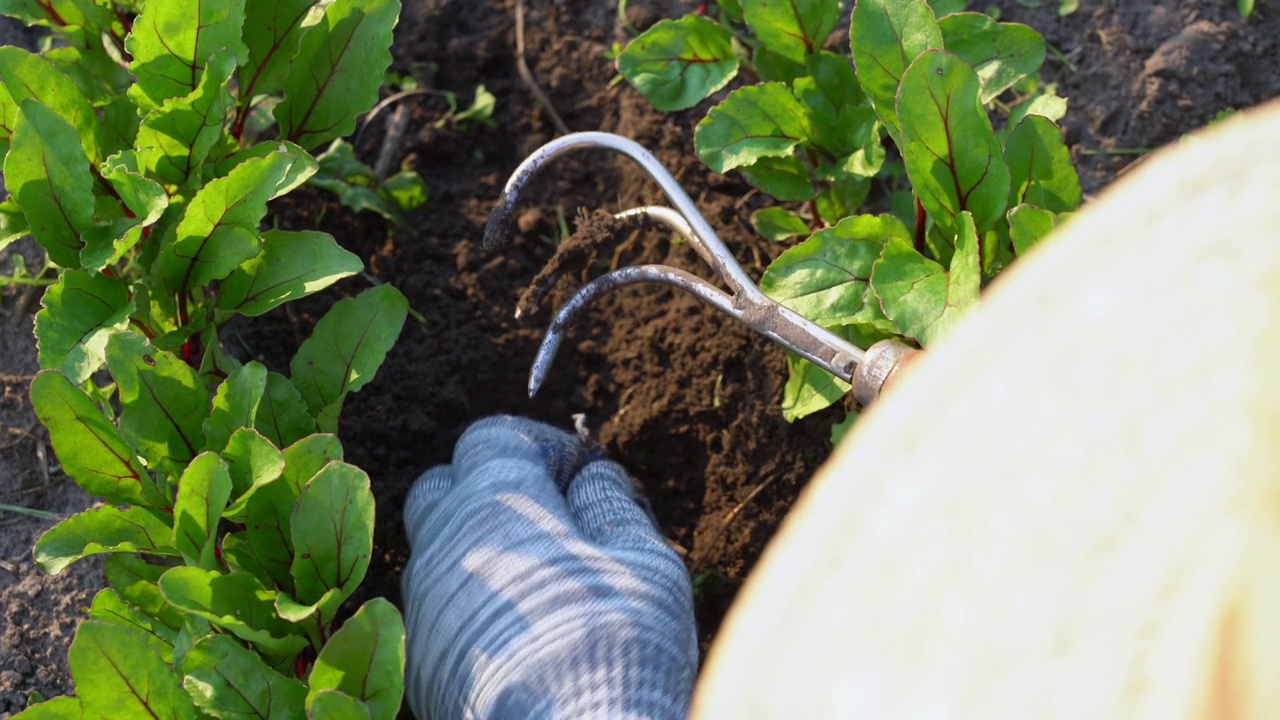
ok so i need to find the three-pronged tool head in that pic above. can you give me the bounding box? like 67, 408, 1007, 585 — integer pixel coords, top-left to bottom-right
485, 131, 917, 405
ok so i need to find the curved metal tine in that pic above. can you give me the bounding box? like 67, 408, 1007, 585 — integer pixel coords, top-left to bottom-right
513, 205, 697, 321
484, 131, 756, 296
528, 265, 739, 397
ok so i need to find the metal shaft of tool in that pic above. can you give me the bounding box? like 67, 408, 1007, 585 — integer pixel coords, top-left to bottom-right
485, 131, 868, 396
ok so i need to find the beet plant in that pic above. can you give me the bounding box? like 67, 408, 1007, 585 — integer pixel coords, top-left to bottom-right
617, 0, 1081, 436
0, 0, 411, 717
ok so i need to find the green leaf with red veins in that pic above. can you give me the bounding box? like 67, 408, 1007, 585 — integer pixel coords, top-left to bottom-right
897, 50, 1011, 235
154, 147, 317, 296
290, 461, 374, 606
203, 361, 268, 453
34, 270, 134, 385
1003, 114, 1081, 213
871, 210, 981, 346
221, 427, 286, 518
290, 284, 407, 432
172, 452, 233, 569
850, 0, 942, 145
135, 51, 238, 188
938, 12, 1045, 103
0, 46, 101, 163
739, 154, 816, 201
183, 635, 308, 720
69, 621, 196, 720
695, 83, 812, 173
742, 0, 839, 66
29, 370, 165, 507
793, 51, 871, 157
81, 154, 170, 271
241, 0, 320, 99
616, 15, 738, 112
307, 598, 405, 720
35, 505, 178, 575
88, 588, 178, 661
105, 555, 186, 630
310, 691, 373, 719
3, 100, 93, 268
126, 0, 247, 111
761, 214, 910, 330
255, 371, 317, 448
276, 0, 399, 150
105, 332, 209, 477
158, 567, 309, 656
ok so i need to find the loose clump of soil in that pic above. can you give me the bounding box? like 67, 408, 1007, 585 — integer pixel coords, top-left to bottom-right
2, 1, 1278, 716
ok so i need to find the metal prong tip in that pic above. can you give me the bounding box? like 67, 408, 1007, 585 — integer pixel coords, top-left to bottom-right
483, 198, 517, 250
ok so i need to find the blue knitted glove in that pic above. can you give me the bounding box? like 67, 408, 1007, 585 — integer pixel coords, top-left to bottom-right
400, 415, 698, 719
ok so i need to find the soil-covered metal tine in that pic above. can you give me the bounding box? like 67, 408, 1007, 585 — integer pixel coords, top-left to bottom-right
488, 131, 887, 401
528, 265, 738, 397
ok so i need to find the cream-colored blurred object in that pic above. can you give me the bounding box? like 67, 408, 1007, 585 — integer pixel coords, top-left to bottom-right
694, 99, 1280, 719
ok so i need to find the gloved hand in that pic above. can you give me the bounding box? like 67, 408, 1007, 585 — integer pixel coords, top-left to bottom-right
400, 415, 698, 719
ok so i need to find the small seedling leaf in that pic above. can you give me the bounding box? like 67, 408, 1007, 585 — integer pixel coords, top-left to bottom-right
290, 284, 408, 432
617, 15, 738, 112
172, 452, 233, 569
290, 461, 374, 606
204, 361, 268, 453
829, 410, 858, 445
69, 621, 196, 720
126, 0, 248, 111
88, 588, 178, 661
159, 567, 309, 656
30, 370, 164, 508
106, 332, 209, 477
761, 214, 911, 328
241, 0, 318, 99
815, 173, 873, 224
850, 0, 943, 144
871, 211, 980, 346
307, 598, 405, 720
8, 695, 81, 718
0, 46, 101, 163
751, 206, 810, 242
255, 371, 317, 448
183, 634, 308, 719
741, 0, 839, 66
35, 505, 177, 575
1007, 203, 1060, 255
937, 13, 1045, 103
1003, 114, 1081, 213
34, 270, 133, 385
4, 100, 94, 268
135, 50, 238, 187
105, 554, 186, 630
276, 0, 399, 150
782, 351, 851, 421
155, 147, 318, 296
897, 50, 1011, 235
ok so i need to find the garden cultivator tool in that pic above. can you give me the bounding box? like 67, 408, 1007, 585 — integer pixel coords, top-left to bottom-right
484, 132, 917, 406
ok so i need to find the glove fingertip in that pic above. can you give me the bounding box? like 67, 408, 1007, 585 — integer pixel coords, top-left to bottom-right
566, 459, 662, 547
404, 465, 455, 547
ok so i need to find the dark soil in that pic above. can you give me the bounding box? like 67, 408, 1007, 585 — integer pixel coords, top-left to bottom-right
2, 1, 1279, 716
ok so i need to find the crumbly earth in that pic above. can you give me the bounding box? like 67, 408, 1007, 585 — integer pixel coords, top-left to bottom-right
1, 1, 1277, 716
